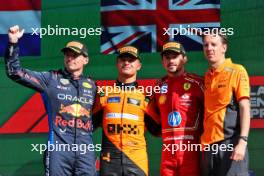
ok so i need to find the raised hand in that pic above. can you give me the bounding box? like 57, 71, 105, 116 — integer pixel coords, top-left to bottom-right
8, 25, 24, 43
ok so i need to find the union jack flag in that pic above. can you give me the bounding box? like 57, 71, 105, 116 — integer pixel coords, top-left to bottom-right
101, 0, 220, 54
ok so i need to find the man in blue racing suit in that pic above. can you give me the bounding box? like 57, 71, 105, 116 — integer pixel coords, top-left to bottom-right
4, 25, 97, 176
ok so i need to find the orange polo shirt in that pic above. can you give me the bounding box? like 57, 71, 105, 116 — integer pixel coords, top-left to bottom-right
201, 58, 250, 144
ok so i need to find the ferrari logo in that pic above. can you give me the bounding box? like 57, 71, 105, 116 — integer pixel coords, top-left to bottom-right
183, 83, 191, 91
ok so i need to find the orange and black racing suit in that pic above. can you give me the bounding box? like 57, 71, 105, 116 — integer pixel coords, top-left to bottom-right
93, 81, 160, 176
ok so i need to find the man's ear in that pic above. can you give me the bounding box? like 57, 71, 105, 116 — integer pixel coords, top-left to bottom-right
84, 57, 89, 65
182, 55, 188, 64
161, 57, 166, 68
136, 61, 142, 71
222, 44, 227, 54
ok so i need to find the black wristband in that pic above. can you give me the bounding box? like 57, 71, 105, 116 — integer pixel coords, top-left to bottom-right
239, 136, 248, 142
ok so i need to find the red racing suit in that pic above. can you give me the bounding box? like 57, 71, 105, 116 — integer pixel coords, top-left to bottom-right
150, 72, 204, 176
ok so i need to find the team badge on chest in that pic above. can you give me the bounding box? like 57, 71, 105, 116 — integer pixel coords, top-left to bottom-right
168, 111, 182, 127
183, 83, 191, 91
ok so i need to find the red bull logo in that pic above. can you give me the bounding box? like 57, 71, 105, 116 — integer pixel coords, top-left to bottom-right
59, 104, 90, 118
55, 116, 92, 130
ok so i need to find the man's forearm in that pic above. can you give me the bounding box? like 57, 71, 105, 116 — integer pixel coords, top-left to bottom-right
239, 99, 251, 138
4, 43, 21, 77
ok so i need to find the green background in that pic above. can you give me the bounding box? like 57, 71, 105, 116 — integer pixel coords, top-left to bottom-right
0, 0, 264, 175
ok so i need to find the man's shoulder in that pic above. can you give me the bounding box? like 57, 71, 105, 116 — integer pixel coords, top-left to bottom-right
184, 72, 204, 92
50, 70, 60, 75
185, 72, 204, 84
80, 77, 97, 92
186, 72, 203, 79
226, 59, 247, 73
49, 69, 65, 77
155, 75, 168, 86
84, 76, 96, 84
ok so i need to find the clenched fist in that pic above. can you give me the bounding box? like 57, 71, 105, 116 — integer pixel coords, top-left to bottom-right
8, 25, 24, 43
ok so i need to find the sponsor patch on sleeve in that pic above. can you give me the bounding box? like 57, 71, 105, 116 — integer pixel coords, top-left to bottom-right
107, 97, 121, 103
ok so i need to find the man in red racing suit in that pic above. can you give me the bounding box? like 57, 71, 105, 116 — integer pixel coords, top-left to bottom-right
149, 42, 204, 176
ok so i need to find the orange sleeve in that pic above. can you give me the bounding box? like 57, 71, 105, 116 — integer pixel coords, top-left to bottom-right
235, 66, 250, 101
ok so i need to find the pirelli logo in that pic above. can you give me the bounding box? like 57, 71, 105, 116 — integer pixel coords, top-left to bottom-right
163, 42, 180, 50
119, 46, 138, 54
107, 124, 139, 135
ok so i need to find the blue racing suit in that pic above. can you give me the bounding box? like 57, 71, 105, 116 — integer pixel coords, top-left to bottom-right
4, 43, 97, 176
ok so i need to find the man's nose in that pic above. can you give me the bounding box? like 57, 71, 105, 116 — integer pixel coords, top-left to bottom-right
123, 60, 130, 65
168, 57, 174, 63
207, 44, 213, 50
66, 56, 74, 61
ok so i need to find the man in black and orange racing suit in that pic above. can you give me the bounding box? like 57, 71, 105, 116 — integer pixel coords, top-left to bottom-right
93, 46, 160, 176
4, 25, 97, 176
148, 42, 204, 176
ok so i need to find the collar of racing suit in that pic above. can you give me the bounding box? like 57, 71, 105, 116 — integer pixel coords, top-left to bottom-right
61, 68, 86, 80
116, 79, 138, 90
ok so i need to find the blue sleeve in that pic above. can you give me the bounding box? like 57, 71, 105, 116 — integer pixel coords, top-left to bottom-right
4, 43, 51, 92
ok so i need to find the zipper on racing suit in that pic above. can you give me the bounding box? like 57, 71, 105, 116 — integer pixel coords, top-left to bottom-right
72, 79, 80, 144
120, 89, 126, 174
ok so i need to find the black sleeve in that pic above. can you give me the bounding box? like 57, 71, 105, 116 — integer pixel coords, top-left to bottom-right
4, 43, 51, 92
144, 114, 161, 137
92, 110, 103, 131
